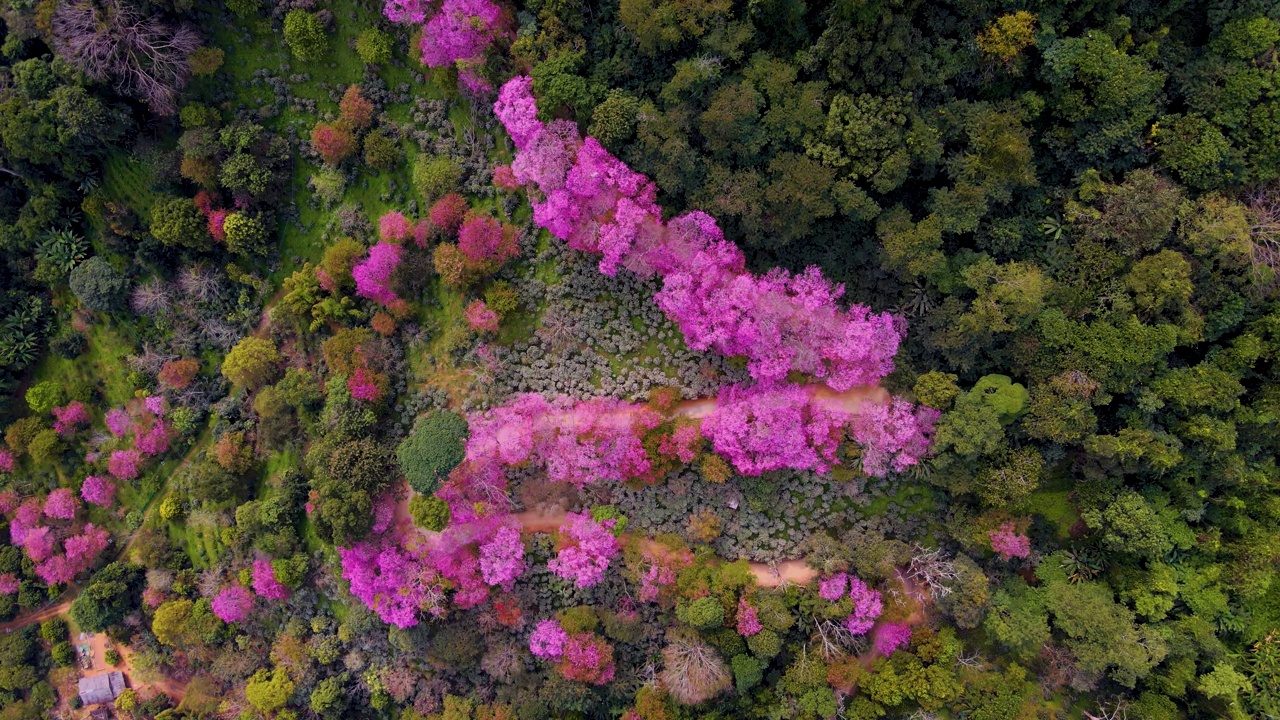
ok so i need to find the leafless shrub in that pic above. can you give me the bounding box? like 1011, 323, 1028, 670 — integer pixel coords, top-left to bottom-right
659, 632, 731, 706
178, 265, 224, 302
1247, 185, 1280, 292
904, 544, 959, 599
131, 278, 171, 316
129, 344, 175, 374
52, 0, 200, 115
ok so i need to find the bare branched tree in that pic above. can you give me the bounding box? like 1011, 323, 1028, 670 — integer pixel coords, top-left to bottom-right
52, 0, 200, 114
130, 278, 172, 316
1084, 699, 1129, 720
129, 343, 175, 374
905, 544, 959, 599
660, 633, 732, 706
177, 265, 224, 302
1247, 185, 1280, 292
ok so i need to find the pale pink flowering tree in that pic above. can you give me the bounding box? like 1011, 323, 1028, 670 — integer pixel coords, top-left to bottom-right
142, 587, 165, 608
418, 0, 503, 71
252, 559, 291, 600
81, 476, 116, 507
379, 211, 414, 242
43, 489, 78, 520
637, 544, 692, 603
104, 408, 131, 437
51, 401, 90, 435
0, 573, 19, 595
850, 399, 939, 476
844, 576, 884, 635
874, 622, 912, 656
108, 449, 143, 480
211, 585, 254, 623
144, 395, 165, 416
339, 534, 447, 628
353, 242, 402, 306
0, 449, 13, 473
548, 512, 620, 588
464, 299, 500, 333
134, 420, 170, 456
818, 573, 848, 601
989, 522, 1031, 560
529, 618, 568, 659
702, 384, 851, 476
736, 598, 762, 636
493, 76, 906, 391
478, 523, 525, 591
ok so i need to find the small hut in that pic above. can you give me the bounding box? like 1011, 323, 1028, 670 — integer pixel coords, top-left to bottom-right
77, 671, 126, 706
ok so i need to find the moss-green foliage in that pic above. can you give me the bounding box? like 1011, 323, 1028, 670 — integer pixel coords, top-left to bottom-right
676, 596, 725, 629
413, 155, 461, 201
283, 10, 329, 62
408, 494, 450, 531
355, 28, 393, 65
396, 410, 467, 494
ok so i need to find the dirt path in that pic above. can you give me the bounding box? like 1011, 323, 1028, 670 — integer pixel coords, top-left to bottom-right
0, 599, 72, 632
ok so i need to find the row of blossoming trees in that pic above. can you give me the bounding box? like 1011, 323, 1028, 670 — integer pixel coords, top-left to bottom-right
331, 74, 950, 656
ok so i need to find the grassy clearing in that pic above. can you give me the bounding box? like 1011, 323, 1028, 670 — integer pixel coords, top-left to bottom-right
32, 319, 136, 408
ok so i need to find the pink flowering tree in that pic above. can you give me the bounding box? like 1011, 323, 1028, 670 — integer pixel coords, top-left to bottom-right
736, 598, 762, 636
818, 573, 848, 601
104, 408, 131, 437
464, 299, 500, 334
379, 211, 414, 242
211, 585, 254, 623
348, 365, 385, 403
353, 242, 402, 306
108, 449, 143, 480
845, 576, 884, 635
637, 544, 693, 604
418, 0, 504, 93
548, 512, 620, 588
457, 214, 517, 267
530, 618, 568, 659
0, 449, 13, 474
493, 76, 906, 391
478, 523, 525, 591
0, 573, 19, 595
874, 622, 912, 656
43, 489, 78, 520
703, 384, 851, 476
528, 618, 615, 685
51, 401, 90, 435
251, 559, 291, 600
134, 420, 170, 456
850, 399, 939, 477
81, 476, 116, 507
989, 521, 1031, 560
339, 534, 447, 628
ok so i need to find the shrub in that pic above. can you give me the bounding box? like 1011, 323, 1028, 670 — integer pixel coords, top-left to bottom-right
27, 429, 61, 464
104, 648, 121, 665
283, 10, 327, 61
356, 28, 393, 64
40, 618, 67, 643
676, 596, 725, 629
408, 494, 450, 531
223, 212, 269, 256
363, 130, 399, 170
51, 641, 75, 667
180, 103, 220, 129
746, 629, 780, 659
396, 411, 468, 493
151, 196, 210, 249
25, 381, 61, 414
70, 256, 126, 312
339, 85, 374, 128
221, 337, 280, 388
413, 155, 461, 200
188, 46, 224, 76
312, 122, 355, 165
226, 0, 259, 16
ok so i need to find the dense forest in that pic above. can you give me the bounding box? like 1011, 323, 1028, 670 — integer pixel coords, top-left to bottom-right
0, 0, 1279, 718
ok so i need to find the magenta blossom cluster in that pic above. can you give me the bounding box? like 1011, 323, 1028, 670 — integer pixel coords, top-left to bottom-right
252, 559, 291, 600
108, 449, 143, 480
43, 489, 78, 520
104, 408, 131, 437
736, 598, 762, 636
464, 394, 658, 487
420, 0, 503, 92
51, 401, 90, 435
820, 573, 883, 635
989, 522, 1031, 560
494, 76, 903, 391
348, 365, 383, 403
547, 512, 620, 588
478, 523, 525, 591
529, 618, 568, 659
134, 420, 170, 456
379, 211, 414, 242
353, 242, 402, 307
144, 395, 165, 417
211, 585, 254, 623
464, 299, 500, 334
81, 476, 116, 507
703, 384, 851, 476
339, 534, 447, 628
0, 573, 19, 595
874, 622, 912, 656
850, 399, 940, 476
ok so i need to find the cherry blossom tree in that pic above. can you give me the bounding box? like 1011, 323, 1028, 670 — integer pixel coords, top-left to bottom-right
547, 512, 620, 588
105, 408, 131, 437
478, 523, 525, 591
81, 476, 116, 507
51, 401, 91, 435
458, 214, 517, 267
0, 574, 19, 595
211, 585, 254, 623
339, 534, 447, 628
353, 242, 402, 306
379, 211, 414, 242
850, 399, 939, 476
464, 300, 500, 334
558, 632, 616, 685
989, 522, 1031, 560
108, 449, 143, 480
529, 618, 568, 659
252, 559, 291, 600
702, 384, 850, 476
43, 489, 78, 520
0, 449, 13, 473
736, 598, 762, 636
844, 576, 884, 635
428, 194, 468, 238
874, 622, 912, 656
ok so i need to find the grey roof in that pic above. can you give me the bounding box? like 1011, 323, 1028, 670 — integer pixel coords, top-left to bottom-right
78, 671, 126, 705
